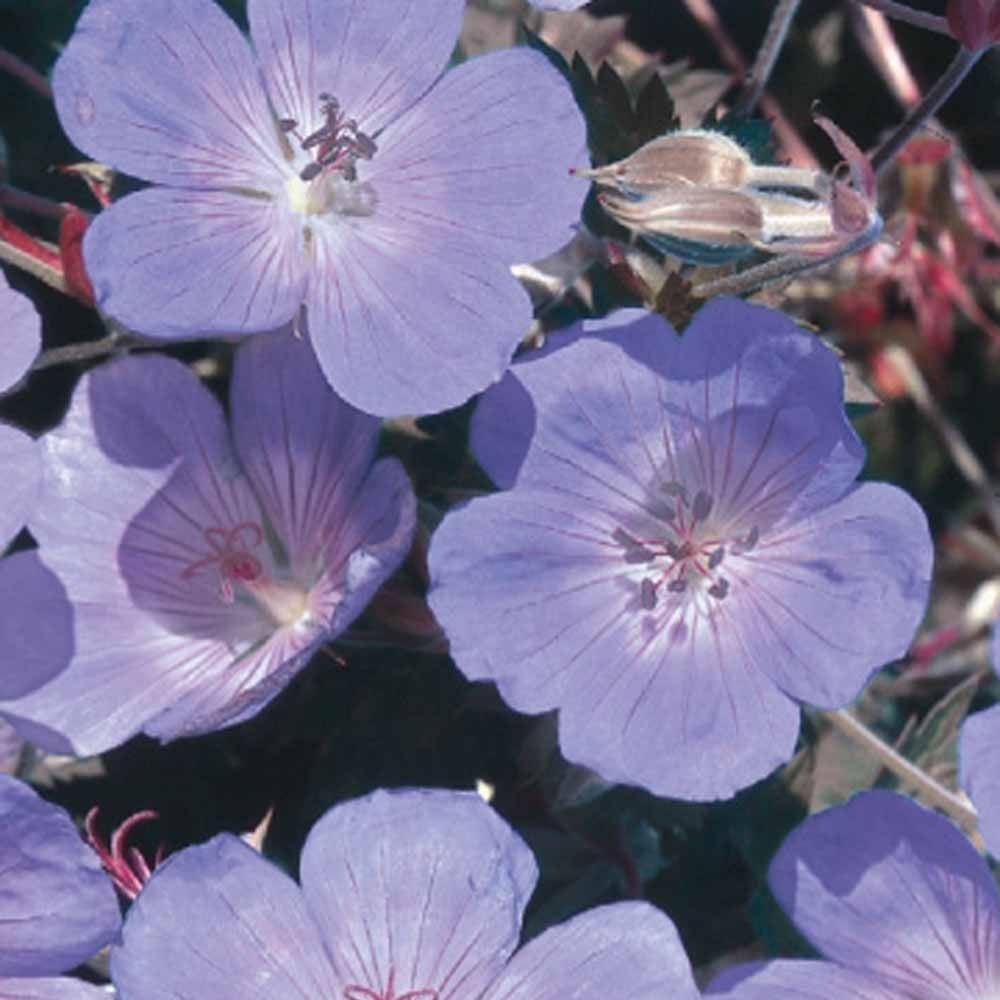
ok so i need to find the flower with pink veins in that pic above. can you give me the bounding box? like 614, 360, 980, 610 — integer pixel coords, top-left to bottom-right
0, 331, 415, 756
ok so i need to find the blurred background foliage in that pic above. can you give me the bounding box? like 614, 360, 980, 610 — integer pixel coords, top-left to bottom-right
2, 0, 1000, 984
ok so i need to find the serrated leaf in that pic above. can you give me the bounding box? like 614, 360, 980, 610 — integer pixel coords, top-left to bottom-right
596, 62, 634, 133
879, 672, 982, 797
634, 73, 679, 145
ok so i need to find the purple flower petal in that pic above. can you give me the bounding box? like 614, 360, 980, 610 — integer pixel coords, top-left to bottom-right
0, 423, 41, 550
734, 482, 931, 708
229, 330, 378, 565
483, 902, 699, 1000
706, 960, 899, 1000
959, 702, 1000, 857
53, 0, 285, 190
305, 207, 530, 417
1, 335, 413, 754
768, 790, 1000, 999
430, 300, 932, 799
0, 272, 41, 394
248, 0, 465, 138
371, 47, 587, 267
84, 188, 307, 339
111, 834, 337, 1000
0, 553, 73, 702
299, 788, 537, 1000
0, 776, 120, 977
0, 979, 114, 1000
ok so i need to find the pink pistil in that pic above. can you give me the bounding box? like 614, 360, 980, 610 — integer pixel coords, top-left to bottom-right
181, 522, 265, 603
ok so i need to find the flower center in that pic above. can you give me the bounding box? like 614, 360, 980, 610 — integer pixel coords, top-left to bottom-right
180, 521, 310, 628
613, 481, 760, 611
281, 92, 378, 217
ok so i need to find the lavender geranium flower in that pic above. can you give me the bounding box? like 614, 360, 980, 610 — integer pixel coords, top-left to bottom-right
52, 0, 587, 417
0, 776, 120, 984
958, 623, 1000, 857
0, 330, 414, 755
428, 299, 933, 800
110, 786, 699, 1000
708, 790, 1000, 1000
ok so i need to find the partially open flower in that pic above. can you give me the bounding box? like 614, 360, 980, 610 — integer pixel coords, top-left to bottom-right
0, 332, 415, 755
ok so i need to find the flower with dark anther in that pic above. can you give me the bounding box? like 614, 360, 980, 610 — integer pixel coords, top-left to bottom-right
85, 807, 163, 902
708, 791, 1000, 1000
0, 330, 415, 756
0, 775, 120, 993
52, 0, 586, 417
429, 299, 933, 801
109, 787, 701, 1000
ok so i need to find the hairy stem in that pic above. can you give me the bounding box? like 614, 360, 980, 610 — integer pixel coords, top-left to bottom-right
826, 708, 979, 828
735, 0, 802, 116
871, 46, 981, 176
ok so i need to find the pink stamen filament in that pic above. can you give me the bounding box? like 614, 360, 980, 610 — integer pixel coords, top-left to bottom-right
84, 807, 163, 901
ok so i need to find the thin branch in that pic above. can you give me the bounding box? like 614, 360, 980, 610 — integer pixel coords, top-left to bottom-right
734, 0, 802, 117
850, 5, 922, 108
0, 47, 51, 100
31, 332, 136, 372
850, 0, 951, 36
1, 184, 67, 222
826, 708, 979, 828
882, 345, 1000, 539
871, 46, 981, 176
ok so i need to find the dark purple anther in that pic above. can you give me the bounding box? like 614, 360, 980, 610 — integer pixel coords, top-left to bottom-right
691, 490, 713, 522
640, 577, 657, 610
708, 578, 729, 600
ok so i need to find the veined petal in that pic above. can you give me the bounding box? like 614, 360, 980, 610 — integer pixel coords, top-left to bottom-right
248, 0, 464, 139
482, 903, 699, 1000
706, 960, 900, 1000
7, 355, 275, 753
229, 329, 379, 567
769, 790, 1000, 999
732, 482, 932, 708
370, 47, 587, 267
959, 702, 1000, 858
84, 187, 307, 339
510, 302, 862, 518
0, 424, 41, 551
53, 0, 286, 189
0, 776, 120, 977
111, 835, 338, 1000
305, 213, 530, 416
0, 272, 41, 394
300, 789, 537, 1000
